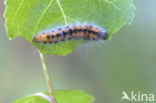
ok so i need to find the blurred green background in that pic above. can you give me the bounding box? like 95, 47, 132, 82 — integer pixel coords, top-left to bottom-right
0, 0, 156, 103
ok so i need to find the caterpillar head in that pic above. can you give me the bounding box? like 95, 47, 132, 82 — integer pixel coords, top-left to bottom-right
98, 31, 108, 40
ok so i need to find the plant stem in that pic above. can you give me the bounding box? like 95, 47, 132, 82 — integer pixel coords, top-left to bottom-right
39, 51, 56, 103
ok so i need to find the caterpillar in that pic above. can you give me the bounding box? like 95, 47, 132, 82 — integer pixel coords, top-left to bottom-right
33, 24, 108, 44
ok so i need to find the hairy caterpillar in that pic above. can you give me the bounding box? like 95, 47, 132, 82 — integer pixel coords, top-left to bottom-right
33, 24, 108, 44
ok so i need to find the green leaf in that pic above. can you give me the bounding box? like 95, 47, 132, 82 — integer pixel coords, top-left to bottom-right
13, 90, 94, 103
4, 0, 135, 56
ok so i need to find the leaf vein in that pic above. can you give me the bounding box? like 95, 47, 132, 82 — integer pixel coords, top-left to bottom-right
33, 0, 54, 34
104, 0, 128, 17
11, 0, 25, 26
56, 0, 67, 25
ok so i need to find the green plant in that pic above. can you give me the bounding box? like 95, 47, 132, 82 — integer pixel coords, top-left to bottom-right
4, 0, 135, 102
